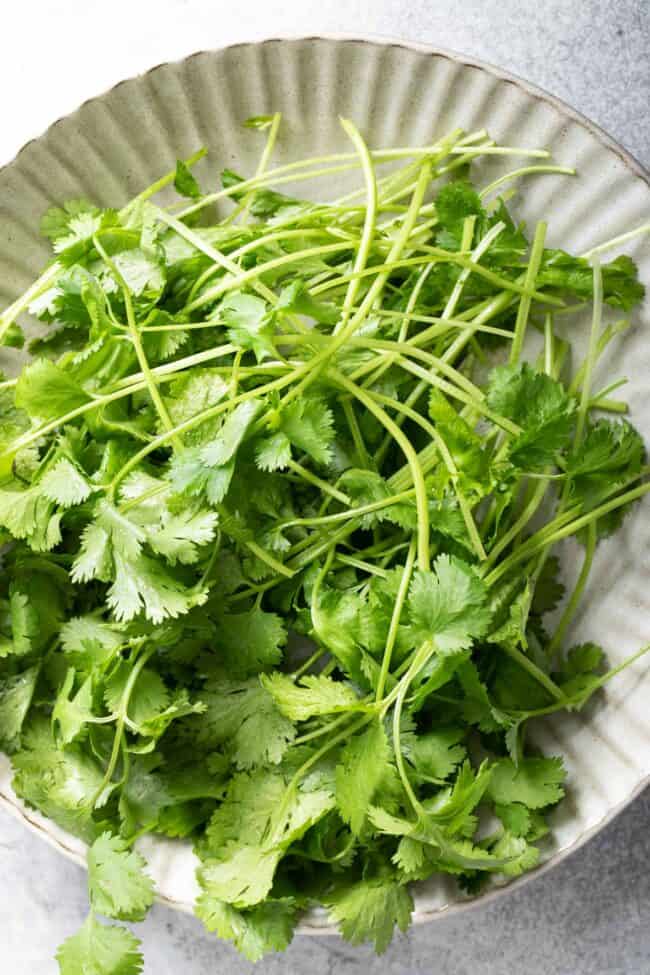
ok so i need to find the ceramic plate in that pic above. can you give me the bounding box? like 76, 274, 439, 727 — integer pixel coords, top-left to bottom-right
0, 34, 649, 929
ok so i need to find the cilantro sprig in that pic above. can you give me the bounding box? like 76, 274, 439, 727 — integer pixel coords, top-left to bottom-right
0, 116, 648, 968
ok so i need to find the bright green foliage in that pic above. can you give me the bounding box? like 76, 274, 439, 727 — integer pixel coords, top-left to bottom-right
487, 364, 575, 470
0, 665, 39, 749
261, 672, 361, 721
407, 555, 492, 653
196, 897, 297, 961
56, 914, 143, 975
222, 292, 276, 362
336, 719, 391, 834
191, 677, 296, 768
0, 122, 646, 971
488, 758, 566, 809
174, 160, 202, 199
326, 874, 413, 953
87, 832, 155, 921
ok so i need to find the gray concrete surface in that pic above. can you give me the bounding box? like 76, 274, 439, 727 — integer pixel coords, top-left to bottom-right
1, 1, 649, 972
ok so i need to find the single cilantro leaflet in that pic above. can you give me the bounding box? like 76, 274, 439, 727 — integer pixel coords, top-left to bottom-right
56, 914, 143, 975
87, 833, 155, 922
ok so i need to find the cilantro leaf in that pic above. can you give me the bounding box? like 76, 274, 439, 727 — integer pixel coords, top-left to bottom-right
199, 765, 334, 907
221, 169, 303, 217
428, 388, 488, 487
277, 279, 339, 325
56, 914, 143, 975
174, 159, 202, 199
40, 458, 94, 508
338, 469, 416, 529
326, 874, 413, 953
402, 726, 467, 784
221, 292, 276, 362
14, 358, 91, 423
566, 419, 645, 533
490, 832, 540, 877
538, 250, 644, 310
277, 395, 335, 466
494, 803, 531, 837
201, 399, 262, 468
52, 668, 95, 745
0, 485, 61, 552
215, 606, 287, 677
255, 431, 292, 472
488, 757, 566, 809
487, 364, 575, 469
434, 181, 484, 245
0, 665, 39, 750
164, 369, 229, 444
196, 897, 296, 961
335, 719, 391, 835
87, 832, 155, 921
407, 555, 491, 654
12, 719, 103, 842
261, 672, 360, 721
310, 584, 364, 682
189, 677, 296, 768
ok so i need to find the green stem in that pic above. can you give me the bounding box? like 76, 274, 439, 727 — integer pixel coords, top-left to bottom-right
331, 370, 431, 571
484, 478, 550, 569
479, 165, 575, 200
341, 397, 372, 468
486, 481, 650, 586
336, 118, 378, 334
574, 259, 603, 445
547, 520, 597, 660
375, 540, 416, 701
287, 459, 351, 505
93, 235, 181, 450
89, 644, 155, 808
311, 250, 564, 308
278, 489, 415, 531
510, 222, 547, 365
367, 387, 486, 561
498, 643, 565, 701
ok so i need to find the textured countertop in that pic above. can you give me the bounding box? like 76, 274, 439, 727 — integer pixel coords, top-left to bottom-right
1, 2, 649, 973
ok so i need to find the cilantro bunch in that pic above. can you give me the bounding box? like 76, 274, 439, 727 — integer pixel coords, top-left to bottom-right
0, 114, 648, 971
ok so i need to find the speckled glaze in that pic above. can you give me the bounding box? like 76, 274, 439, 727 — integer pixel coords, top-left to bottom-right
0, 35, 649, 931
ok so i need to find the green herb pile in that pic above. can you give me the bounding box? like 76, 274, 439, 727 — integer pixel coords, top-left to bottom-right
0, 114, 648, 970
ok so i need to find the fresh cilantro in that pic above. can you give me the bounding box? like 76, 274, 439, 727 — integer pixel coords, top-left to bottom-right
487, 757, 566, 809
14, 358, 91, 422
261, 672, 360, 721
326, 873, 413, 953
87, 833, 155, 921
407, 555, 491, 654
221, 292, 276, 362
174, 159, 202, 199
335, 719, 391, 835
189, 677, 296, 768
0, 121, 646, 969
487, 363, 575, 469
56, 914, 143, 975
0, 665, 39, 750
195, 897, 296, 961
